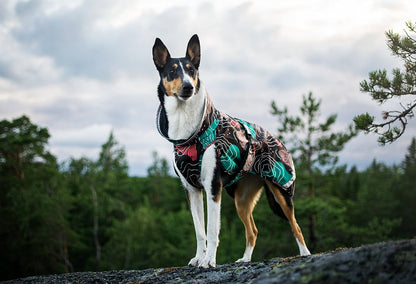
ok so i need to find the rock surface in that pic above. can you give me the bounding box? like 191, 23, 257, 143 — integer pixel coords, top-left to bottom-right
4, 239, 416, 284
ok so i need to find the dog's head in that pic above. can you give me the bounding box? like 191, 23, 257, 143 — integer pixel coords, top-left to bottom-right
153, 34, 200, 102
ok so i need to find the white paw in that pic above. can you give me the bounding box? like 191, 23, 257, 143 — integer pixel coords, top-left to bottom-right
235, 245, 253, 263
235, 257, 251, 263
301, 249, 311, 256
198, 256, 216, 268
296, 238, 311, 256
188, 254, 205, 267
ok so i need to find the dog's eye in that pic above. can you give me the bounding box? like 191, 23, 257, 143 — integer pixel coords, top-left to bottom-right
188, 69, 195, 76
169, 68, 176, 75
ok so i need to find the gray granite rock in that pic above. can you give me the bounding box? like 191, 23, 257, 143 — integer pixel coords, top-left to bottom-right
4, 239, 415, 284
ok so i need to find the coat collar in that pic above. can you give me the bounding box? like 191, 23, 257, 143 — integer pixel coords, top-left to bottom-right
156, 94, 215, 146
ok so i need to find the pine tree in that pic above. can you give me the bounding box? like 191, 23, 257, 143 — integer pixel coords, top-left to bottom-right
402, 137, 416, 173
354, 21, 416, 144
0, 115, 72, 279
95, 132, 129, 270
271, 92, 357, 251
395, 137, 416, 237
0, 115, 52, 179
147, 151, 170, 177
98, 131, 128, 175
65, 132, 129, 271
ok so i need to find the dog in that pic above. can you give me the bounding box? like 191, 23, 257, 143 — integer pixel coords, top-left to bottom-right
153, 34, 310, 268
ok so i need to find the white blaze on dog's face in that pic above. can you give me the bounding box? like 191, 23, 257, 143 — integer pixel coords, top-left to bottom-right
160, 61, 199, 101
153, 35, 201, 101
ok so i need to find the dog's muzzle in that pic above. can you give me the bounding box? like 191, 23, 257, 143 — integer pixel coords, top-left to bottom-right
180, 83, 194, 99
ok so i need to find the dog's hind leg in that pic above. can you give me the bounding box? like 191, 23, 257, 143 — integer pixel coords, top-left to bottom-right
265, 181, 311, 256
199, 145, 222, 268
234, 174, 263, 263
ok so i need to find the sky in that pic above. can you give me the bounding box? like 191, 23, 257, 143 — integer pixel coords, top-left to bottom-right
1, 0, 415, 176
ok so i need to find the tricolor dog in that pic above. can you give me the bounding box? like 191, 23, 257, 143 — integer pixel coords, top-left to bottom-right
153, 34, 310, 268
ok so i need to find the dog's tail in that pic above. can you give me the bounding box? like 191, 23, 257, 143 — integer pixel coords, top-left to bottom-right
264, 182, 295, 221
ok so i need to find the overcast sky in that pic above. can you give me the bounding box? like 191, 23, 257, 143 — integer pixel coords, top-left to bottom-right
1, 0, 415, 176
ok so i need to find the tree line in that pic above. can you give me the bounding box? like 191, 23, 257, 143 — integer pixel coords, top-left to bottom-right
1, 111, 415, 280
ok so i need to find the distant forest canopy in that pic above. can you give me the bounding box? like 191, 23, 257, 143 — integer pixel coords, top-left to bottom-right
1, 114, 415, 281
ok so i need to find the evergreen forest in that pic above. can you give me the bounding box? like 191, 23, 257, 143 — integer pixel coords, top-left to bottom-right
1, 113, 415, 281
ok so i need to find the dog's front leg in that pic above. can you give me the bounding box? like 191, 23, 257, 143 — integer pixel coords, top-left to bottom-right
202, 190, 221, 268
174, 158, 207, 267
200, 145, 222, 268
187, 187, 207, 267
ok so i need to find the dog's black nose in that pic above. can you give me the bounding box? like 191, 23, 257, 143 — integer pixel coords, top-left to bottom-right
182, 83, 194, 96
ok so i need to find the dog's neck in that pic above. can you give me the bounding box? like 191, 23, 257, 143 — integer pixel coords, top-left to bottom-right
164, 81, 207, 141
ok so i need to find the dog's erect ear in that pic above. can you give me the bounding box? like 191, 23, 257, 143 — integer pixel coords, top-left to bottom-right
153, 38, 171, 71
186, 34, 200, 69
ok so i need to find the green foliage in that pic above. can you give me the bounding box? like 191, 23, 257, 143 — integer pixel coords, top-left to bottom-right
64, 132, 131, 271
396, 138, 416, 238
1, 115, 415, 281
270, 91, 357, 251
353, 113, 374, 130
355, 21, 416, 145
271, 92, 357, 169
98, 131, 128, 174
0, 115, 53, 179
0, 116, 73, 279
101, 202, 195, 270
147, 151, 170, 177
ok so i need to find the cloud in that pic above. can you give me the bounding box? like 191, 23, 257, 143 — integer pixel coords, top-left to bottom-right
51, 123, 112, 148
10, 0, 153, 80
1, 0, 415, 176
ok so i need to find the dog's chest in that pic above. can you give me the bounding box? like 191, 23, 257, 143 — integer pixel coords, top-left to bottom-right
164, 94, 205, 141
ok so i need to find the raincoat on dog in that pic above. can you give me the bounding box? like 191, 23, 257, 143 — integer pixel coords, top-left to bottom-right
156, 95, 296, 196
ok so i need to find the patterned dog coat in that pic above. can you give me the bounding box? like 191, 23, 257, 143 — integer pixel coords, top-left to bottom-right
157, 95, 296, 197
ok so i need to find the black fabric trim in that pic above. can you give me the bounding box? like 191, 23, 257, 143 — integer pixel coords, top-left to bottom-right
156, 95, 207, 146
156, 104, 169, 138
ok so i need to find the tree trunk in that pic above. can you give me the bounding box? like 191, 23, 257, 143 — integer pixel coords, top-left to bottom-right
307, 147, 317, 252
91, 185, 101, 271
308, 208, 317, 252
60, 227, 74, 273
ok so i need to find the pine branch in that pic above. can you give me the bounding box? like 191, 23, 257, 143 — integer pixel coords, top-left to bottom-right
355, 21, 416, 145
354, 100, 416, 145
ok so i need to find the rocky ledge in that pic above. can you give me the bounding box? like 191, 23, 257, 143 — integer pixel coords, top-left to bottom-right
4, 239, 416, 284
